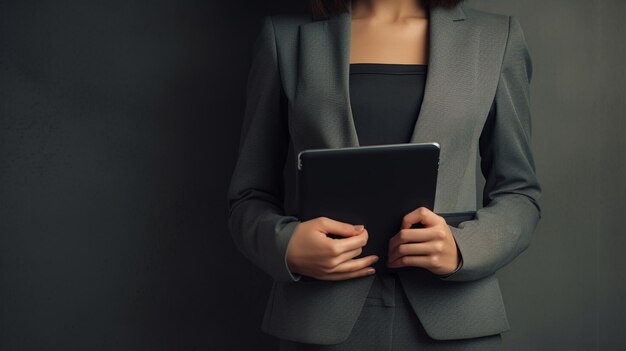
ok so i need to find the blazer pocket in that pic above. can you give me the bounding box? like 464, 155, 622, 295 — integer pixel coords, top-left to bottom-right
261, 276, 375, 345
397, 270, 511, 340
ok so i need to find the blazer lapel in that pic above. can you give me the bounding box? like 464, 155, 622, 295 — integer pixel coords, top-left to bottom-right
294, 0, 476, 152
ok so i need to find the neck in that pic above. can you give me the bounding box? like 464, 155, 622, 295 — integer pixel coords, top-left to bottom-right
351, 0, 428, 21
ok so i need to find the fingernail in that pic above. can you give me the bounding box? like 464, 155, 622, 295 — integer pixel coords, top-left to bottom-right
367, 269, 375, 274
373, 256, 379, 262
354, 224, 364, 231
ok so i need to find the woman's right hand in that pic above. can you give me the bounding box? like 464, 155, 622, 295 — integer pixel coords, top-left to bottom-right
286, 217, 379, 281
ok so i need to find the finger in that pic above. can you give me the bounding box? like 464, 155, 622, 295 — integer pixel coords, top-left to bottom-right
333, 246, 365, 264
401, 207, 443, 230
387, 242, 434, 264
318, 266, 377, 281
387, 254, 432, 269
388, 227, 440, 252
329, 228, 369, 254
326, 254, 379, 274
316, 216, 366, 237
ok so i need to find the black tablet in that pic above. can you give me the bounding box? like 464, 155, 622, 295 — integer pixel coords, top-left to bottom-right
296, 142, 440, 274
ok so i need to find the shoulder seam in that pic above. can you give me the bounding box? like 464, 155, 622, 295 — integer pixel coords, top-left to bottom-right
267, 16, 284, 88
267, 16, 289, 122
495, 15, 513, 83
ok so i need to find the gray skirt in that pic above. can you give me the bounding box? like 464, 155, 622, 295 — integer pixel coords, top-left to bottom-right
279, 273, 503, 351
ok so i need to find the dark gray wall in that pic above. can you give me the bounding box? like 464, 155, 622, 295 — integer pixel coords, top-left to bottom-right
0, 0, 623, 350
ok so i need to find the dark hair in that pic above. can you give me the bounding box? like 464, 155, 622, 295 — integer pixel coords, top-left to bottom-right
310, 0, 464, 19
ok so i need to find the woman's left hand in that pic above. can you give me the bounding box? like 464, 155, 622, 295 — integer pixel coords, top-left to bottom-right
387, 207, 460, 276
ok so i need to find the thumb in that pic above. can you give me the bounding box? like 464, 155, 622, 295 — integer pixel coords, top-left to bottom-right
352, 224, 365, 233
317, 217, 365, 237
333, 223, 365, 238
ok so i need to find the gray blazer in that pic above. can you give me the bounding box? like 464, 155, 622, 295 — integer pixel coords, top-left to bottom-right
227, 0, 542, 344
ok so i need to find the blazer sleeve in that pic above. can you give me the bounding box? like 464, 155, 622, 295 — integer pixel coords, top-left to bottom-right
226, 15, 302, 283
438, 16, 542, 282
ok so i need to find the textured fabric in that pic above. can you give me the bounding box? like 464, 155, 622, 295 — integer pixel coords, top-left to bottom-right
348, 63, 427, 146
278, 273, 503, 351
226, 0, 541, 344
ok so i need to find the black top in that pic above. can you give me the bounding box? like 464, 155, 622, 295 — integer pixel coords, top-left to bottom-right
349, 63, 428, 146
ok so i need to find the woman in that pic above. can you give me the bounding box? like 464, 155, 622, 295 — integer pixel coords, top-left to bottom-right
227, 0, 542, 349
